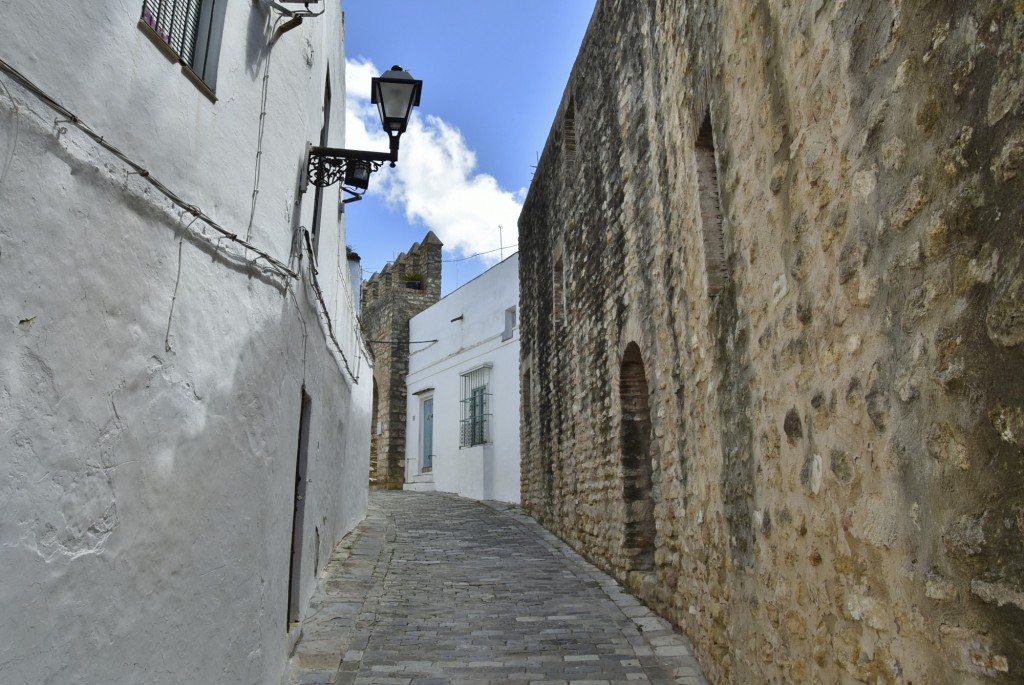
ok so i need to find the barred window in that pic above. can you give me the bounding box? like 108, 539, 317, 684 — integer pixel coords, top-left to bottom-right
141, 0, 225, 90
459, 366, 491, 447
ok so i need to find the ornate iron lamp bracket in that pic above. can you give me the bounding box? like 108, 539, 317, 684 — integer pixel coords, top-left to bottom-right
306, 146, 397, 189
303, 66, 417, 195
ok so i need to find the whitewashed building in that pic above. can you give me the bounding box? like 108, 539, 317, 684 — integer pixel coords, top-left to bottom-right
404, 254, 521, 503
0, 1, 372, 683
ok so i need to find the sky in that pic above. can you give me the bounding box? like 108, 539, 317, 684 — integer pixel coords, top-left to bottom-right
341, 1, 597, 295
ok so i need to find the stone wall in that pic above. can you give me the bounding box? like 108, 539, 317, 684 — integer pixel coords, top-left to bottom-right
518, 1, 1024, 683
361, 232, 442, 488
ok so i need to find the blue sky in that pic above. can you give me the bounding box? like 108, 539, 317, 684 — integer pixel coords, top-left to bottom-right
341, 1, 596, 294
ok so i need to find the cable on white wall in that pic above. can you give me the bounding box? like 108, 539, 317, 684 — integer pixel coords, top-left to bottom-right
0, 54, 374, 384
0, 74, 19, 189
245, 15, 284, 242
0, 56, 297, 280
303, 229, 361, 384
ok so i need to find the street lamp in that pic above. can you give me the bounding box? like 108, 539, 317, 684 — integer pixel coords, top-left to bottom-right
306, 65, 422, 200
373, 65, 422, 139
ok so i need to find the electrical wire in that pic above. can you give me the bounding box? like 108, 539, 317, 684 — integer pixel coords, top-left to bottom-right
334, 241, 373, 365
443, 245, 518, 262
164, 235, 185, 352
0, 53, 370, 385
245, 15, 283, 241
0, 55, 297, 280
0, 74, 19, 189
303, 229, 360, 383
359, 244, 519, 276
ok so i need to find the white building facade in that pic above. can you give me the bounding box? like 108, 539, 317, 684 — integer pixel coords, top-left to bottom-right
0, 1, 372, 683
404, 254, 521, 503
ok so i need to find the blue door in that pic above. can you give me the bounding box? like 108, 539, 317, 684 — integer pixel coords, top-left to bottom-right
422, 397, 433, 471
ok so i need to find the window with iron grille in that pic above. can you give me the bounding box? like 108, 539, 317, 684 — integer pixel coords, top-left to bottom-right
459, 366, 491, 447
141, 0, 225, 90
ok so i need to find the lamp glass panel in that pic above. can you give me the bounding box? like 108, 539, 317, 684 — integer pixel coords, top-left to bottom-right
377, 80, 416, 132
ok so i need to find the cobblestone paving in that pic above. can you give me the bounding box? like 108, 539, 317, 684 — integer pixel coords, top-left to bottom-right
283, 491, 709, 685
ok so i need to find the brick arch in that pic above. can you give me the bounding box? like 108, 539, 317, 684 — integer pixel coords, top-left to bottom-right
619, 342, 655, 572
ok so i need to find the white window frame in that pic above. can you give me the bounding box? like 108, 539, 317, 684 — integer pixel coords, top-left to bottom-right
420, 393, 434, 472
502, 305, 517, 341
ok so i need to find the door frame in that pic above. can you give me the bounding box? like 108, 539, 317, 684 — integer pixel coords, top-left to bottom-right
287, 387, 313, 629
421, 394, 434, 473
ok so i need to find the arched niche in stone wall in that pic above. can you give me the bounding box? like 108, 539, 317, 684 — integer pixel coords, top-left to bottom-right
619, 341, 655, 572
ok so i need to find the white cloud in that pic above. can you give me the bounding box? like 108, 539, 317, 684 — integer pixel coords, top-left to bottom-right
345, 59, 522, 262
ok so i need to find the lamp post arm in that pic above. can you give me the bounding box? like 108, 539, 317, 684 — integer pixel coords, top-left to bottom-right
305, 136, 406, 188
308, 146, 396, 164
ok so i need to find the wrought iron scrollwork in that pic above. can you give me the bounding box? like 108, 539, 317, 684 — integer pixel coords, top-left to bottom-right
306, 149, 385, 189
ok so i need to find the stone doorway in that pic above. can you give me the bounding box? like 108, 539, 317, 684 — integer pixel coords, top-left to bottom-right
619, 342, 655, 572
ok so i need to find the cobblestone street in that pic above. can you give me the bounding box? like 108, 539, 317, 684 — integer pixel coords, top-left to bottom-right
284, 491, 708, 685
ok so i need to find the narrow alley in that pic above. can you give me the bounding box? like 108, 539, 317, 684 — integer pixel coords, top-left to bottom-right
284, 492, 709, 685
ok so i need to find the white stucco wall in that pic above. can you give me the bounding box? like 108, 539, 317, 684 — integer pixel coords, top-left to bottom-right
405, 254, 521, 504
0, 2, 371, 683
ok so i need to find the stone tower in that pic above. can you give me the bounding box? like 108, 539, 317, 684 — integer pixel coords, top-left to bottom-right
360, 231, 443, 489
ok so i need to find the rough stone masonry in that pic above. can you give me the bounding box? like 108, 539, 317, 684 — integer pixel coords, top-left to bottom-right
518, 1, 1024, 683
361, 232, 442, 489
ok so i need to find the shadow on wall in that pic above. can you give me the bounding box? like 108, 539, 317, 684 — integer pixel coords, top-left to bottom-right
5, 290, 361, 683
145, 294, 359, 679
245, 1, 280, 79
0, 69, 366, 682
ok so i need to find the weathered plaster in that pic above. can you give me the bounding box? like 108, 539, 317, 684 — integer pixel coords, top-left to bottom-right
0, 1, 371, 683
